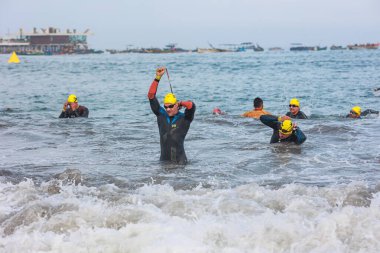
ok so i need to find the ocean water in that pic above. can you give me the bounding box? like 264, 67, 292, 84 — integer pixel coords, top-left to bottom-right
0, 50, 380, 252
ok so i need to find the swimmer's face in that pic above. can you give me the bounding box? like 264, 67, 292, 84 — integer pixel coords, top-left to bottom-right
68, 102, 78, 110
164, 103, 179, 117
289, 104, 300, 115
279, 131, 291, 139
348, 111, 360, 118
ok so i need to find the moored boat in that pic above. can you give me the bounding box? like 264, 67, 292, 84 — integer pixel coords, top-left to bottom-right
330, 45, 347, 50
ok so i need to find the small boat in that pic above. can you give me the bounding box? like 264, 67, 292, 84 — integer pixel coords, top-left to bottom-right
253, 44, 264, 52
268, 47, 284, 51
290, 46, 315, 51
196, 48, 229, 53
330, 45, 346, 50
197, 42, 230, 53
316, 46, 327, 51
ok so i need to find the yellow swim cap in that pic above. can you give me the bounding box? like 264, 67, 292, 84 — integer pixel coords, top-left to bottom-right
164, 93, 177, 104
279, 120, 293, 135
67, 94, 77, 103
351, 106, 361, 116
289, 98, 300, 107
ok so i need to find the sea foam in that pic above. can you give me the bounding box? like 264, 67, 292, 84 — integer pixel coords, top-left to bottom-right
1, 180, 379, 252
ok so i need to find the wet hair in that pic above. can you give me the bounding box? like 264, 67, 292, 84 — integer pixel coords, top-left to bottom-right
253, 97, 263, 108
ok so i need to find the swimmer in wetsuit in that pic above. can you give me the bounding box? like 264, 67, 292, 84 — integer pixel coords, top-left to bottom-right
260, 115, 306, 145
346, 106, 379, 119
148, 67, 196, 164
59, 94, 89, 118
286, 98, 308, 119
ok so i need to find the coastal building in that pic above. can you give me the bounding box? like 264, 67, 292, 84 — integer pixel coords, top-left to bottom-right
0, 27, 102, 55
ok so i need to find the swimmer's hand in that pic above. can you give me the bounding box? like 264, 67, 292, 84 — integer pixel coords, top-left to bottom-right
63, 102, 69, 111
156, 67, 166, 77
278, 115, 291, 122
293, 122, 298, 130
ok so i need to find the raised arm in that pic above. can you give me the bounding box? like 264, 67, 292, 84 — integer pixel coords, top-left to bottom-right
180, 101, 196, 122
148, 67, 165, 99
260, 115, 280, 129
148, 67, 166, 115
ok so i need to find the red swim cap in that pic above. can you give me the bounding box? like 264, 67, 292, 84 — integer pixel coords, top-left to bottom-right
213, 108, 222, 115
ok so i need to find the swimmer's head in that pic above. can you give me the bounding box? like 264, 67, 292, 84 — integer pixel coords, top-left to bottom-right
289, 98, 300, 107
163, 93, 177, 105
279, 119, 293, 138
67, 94, 77, 103
254, 97, 264, 109
289, 98, 300, 115
351, 106, 361, 116
349, 106, 361, 118
163, 93, 179, 117
212, 107, 222, 115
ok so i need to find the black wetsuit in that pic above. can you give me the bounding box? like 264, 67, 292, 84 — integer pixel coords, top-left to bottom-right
260, 115, 307, 145
59, 106, 89, 118
149, 96, 195, 164
286, 111, 308, 119
346, 109, 379, 118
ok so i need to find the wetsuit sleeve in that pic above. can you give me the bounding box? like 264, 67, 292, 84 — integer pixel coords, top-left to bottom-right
260, 115, 279, 129
285, 112, 291, 117
181, 101, 195, 122
84, 107, 89, 117
59, 110, 67, 118
149, 96, 161, 116
148, 79, 159, 100
148, 79, 161, 116
294, 128, 307, 145
77, 106, 89, 118
299, 111, 308, 119
361, 109, 379, 116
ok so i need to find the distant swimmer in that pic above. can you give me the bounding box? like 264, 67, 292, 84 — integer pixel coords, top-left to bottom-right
148, 67, 196, 164
242, 97, 271, 119
59, 94, 89, 118
373, 88, 380, 96
260, 115, 307, 145
212, 107, 225, 115
286, 98, 308, 119
346, 106, 379, 119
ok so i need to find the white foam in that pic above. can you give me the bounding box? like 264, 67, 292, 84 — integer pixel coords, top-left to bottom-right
1, 180, 380, 252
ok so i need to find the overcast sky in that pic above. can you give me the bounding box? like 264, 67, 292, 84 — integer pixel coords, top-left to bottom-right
1, 0, 379, 50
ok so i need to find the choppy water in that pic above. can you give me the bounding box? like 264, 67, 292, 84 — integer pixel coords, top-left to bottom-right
1, 51, 380, 252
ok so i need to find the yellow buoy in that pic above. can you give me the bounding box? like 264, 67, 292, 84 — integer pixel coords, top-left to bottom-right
8, 51, 20, 64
